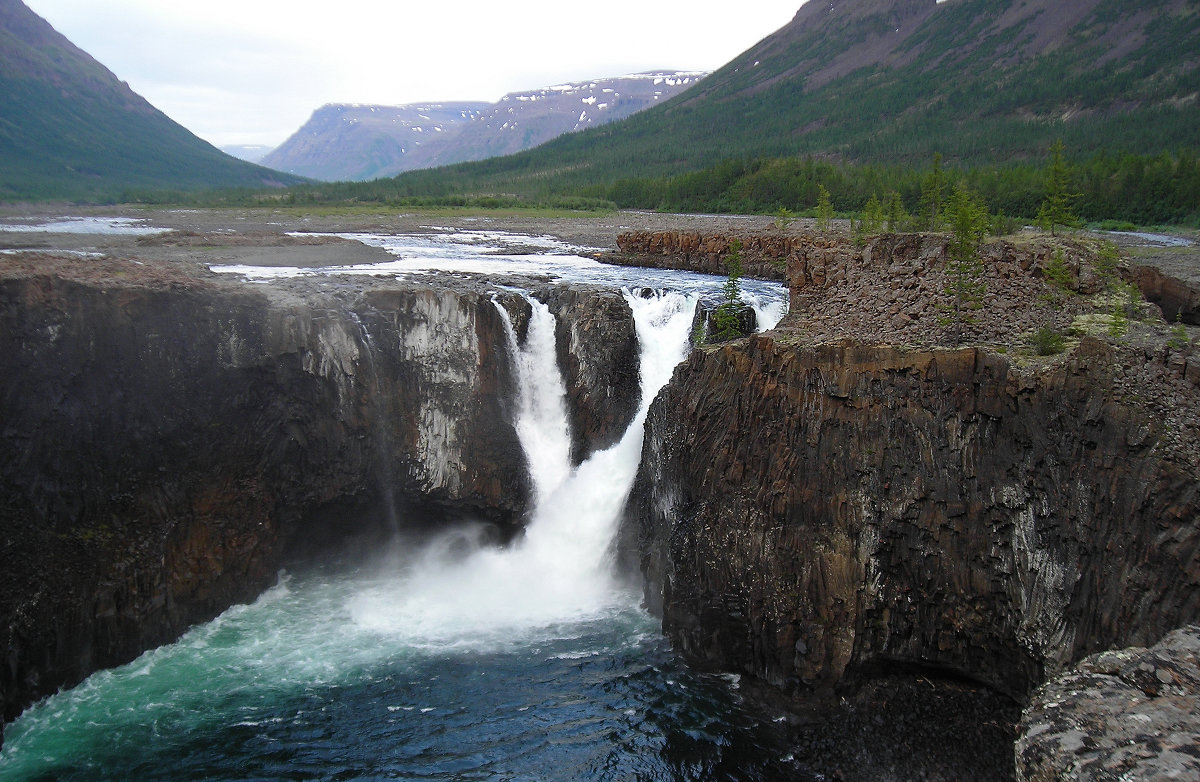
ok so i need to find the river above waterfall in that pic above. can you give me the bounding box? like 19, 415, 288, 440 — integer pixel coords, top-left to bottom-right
209, 227, 790, 329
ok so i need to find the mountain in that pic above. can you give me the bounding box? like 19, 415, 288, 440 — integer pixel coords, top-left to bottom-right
0, 0, 302, 201
263, 72, 705, 182
260, 102, 491, 182
378, 0, 1199, 195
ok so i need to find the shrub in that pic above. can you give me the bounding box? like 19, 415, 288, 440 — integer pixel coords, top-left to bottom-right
1031, 326, 1066, 355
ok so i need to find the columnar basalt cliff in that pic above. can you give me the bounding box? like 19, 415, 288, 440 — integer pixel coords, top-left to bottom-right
623, 232, 1200, 708
612, 230, 788, 281
0, 254, 639, 740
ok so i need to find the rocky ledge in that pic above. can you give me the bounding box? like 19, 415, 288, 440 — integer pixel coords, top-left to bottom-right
1016, 625, 1200, 780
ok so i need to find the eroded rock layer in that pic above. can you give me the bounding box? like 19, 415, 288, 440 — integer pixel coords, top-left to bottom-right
0, 257, 640, 737
626, 333, 1200, 700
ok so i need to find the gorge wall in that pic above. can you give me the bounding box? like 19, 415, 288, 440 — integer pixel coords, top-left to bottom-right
626, 335, 1200, 699
0, 256, 639, 740
621, 229, 1200, 707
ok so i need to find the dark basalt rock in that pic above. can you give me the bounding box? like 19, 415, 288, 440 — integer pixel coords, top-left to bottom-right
0, 265, 642, 743
623, 334, 1200, 701
536, 285, 640, 464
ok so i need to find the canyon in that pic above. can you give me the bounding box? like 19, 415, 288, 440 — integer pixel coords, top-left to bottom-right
0, 238, 642, 745
1, 211, 1198, 778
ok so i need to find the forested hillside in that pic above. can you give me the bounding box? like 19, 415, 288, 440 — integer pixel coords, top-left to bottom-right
298, 0, 1197, 222
0, 0, 301, 201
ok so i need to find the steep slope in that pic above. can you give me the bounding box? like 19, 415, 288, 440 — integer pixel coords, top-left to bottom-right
0, 0, 301, 200
267, 73, 703, 182
260, 102, 490, 182
382, 0, 1199, 195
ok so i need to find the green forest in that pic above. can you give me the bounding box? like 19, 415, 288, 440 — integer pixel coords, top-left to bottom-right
165, 145, 1196, 230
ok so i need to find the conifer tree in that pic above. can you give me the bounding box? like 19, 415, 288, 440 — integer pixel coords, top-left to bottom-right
1036, 139, 1081, 236
885, 191, 907, 232
709, 240, 747, 342
917, 153, 947, 231
816, 185, 834, 232
942, 182, 991, 329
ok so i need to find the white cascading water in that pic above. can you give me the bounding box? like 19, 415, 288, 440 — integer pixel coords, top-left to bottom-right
742, 289, 788, 332
492, 297, 573, 507
348, 289, 697, 643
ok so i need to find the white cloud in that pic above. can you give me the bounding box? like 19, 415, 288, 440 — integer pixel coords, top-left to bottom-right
23, 1, 803, 147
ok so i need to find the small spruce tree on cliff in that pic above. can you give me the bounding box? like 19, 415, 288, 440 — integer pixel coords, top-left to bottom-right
1036, 140, 1082, 236
941, 182, 991, 330
815, 185, 834, 232
885, 191, 908, 232
709, 240, 747, 342
917, 153, 947, 231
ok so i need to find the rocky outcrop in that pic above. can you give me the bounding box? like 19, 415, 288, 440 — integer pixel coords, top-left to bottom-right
612, 231, 789, 280
626, 334, 1200, 701
537, 285, 639, 463
0, 255, 640, 741
1016, 625, 1200, 780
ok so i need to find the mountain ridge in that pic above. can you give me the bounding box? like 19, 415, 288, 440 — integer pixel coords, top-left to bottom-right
264, 72, 705, 183
375, 0, 1199, 198
0, 0, 303, 201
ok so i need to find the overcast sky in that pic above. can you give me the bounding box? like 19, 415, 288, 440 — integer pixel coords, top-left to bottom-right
23, 1, 804, 149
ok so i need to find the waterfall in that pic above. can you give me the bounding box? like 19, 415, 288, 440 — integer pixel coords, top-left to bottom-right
348, 289, 697, 641
742, 289, 788, 332
491, 296, 572, 507
349, 311, 401, 534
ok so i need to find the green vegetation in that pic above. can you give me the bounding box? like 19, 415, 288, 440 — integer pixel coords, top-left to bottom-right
916, 154, 948, 231
1041, 249, 1074, 304
886, 192, 908, 232
250, 147, 1200, 231
1031, 327, 1067, 356
941, 183, 991, 327
815, 186, 834, 231
1168, 314, 1191, 350
709, 241, 747, 343
1036, 140, 1082, 236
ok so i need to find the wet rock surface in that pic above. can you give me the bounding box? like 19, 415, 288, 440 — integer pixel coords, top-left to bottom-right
0, 245, 640, 739
1016, 625, 1200, 781
536, 285, 640, 463
628, 335, 1200, 700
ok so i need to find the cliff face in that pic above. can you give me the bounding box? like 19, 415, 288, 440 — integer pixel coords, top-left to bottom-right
627, 334, 1200, 699
0, 257, 639, 736
622, 228, 1200, 704
613, 231, 789, 281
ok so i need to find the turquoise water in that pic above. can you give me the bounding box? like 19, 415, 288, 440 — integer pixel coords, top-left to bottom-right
0, 288, 806, 780
0, 563, 800, 781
